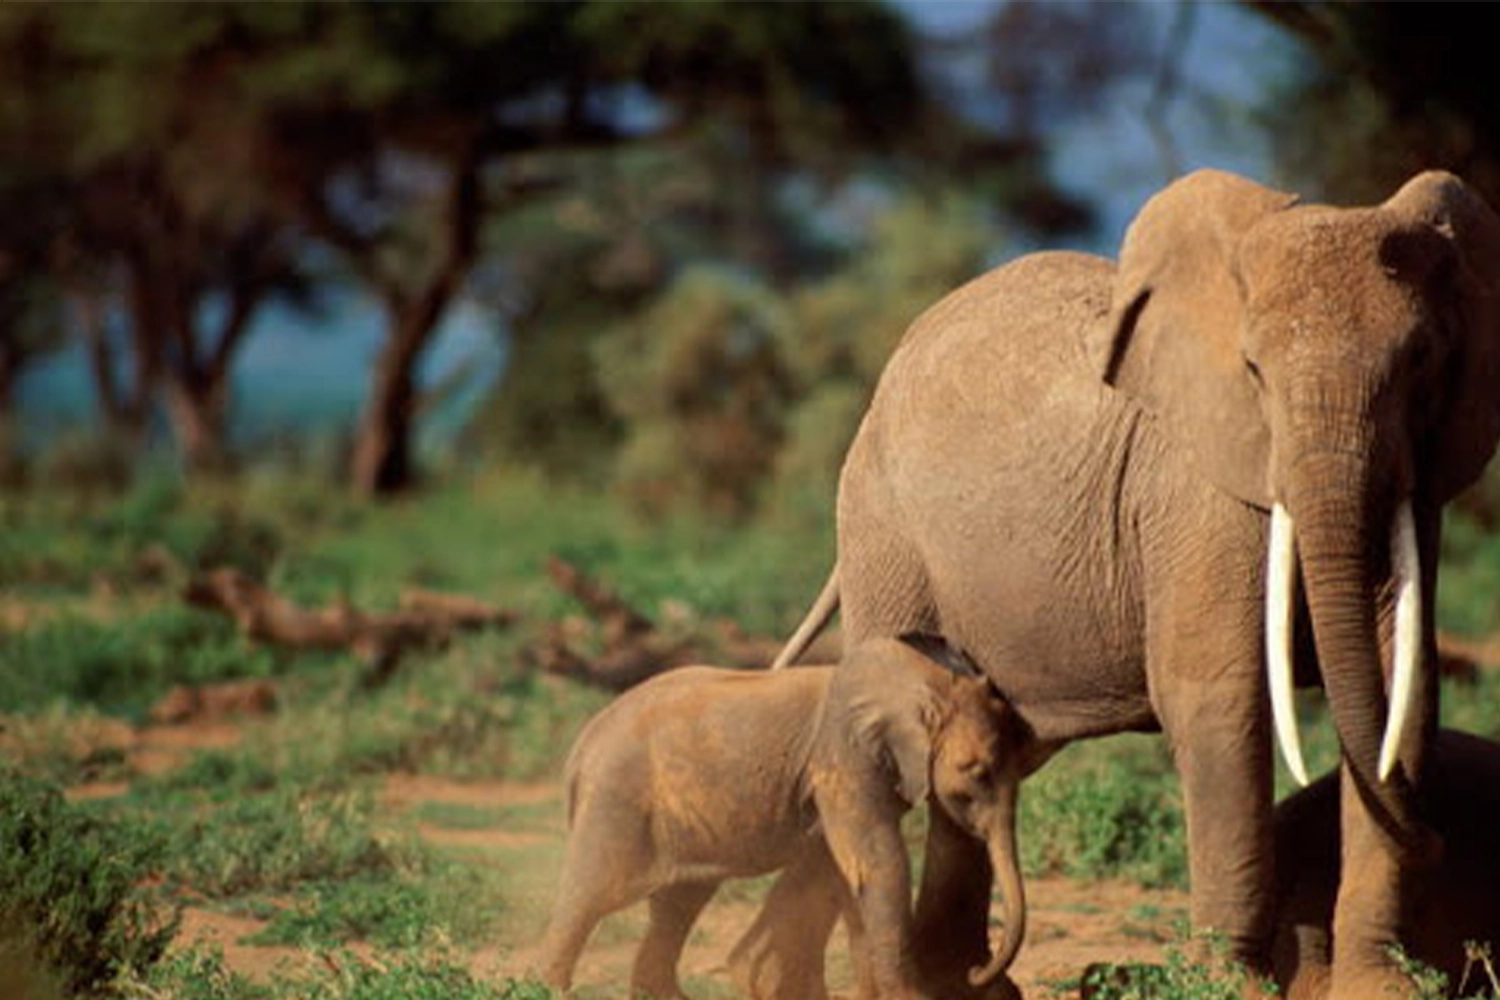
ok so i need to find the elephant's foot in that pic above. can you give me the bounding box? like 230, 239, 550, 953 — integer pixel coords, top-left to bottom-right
1327, 961, 1424, 1000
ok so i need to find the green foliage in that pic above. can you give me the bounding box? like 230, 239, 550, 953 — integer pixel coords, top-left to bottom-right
0, 606, 275, 718
0, 703, 134, 785
250, 877, 441, 950
0, 474, 282, 589
0, 770, 176, 995
1389, 945, 1453, 1000
1439, 507, 1500, 639
1021, 735, 1187, 889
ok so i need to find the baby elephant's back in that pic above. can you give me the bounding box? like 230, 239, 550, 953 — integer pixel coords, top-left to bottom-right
567, 666, 834, 874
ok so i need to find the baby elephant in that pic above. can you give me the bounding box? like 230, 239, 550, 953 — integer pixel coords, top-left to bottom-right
537, 637, 1035, 1000
1273, 728, 1500, 1000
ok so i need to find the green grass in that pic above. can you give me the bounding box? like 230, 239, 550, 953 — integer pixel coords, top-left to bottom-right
3, 466, 1499, 996
0, 606, 280, 719
1074, 932, 1273, 999
139, 946, 556, 1000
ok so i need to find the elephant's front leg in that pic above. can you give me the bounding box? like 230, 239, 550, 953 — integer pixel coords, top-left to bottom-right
814, 773, 928, 1000
1148, 508, 1278, 975
1160, 671, 1276, 970
1328, 763, 1427, 1000
911, 809, 995, 997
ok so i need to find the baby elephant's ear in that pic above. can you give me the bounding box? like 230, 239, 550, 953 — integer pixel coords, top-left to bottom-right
885, 709, 934, 807
850, 687, 935, 807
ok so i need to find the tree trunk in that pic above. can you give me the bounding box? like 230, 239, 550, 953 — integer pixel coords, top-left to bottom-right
163, 377, 230, 473
350, 144, 480, 498
351, 314, 423, 495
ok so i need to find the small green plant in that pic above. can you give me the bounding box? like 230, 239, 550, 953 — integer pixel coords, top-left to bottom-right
251, 877, 438, 949
140, 946, 552, 1000
292, 949, 549, 1000
1390, 944, 1452, 1000
1077, 931, 1275, 999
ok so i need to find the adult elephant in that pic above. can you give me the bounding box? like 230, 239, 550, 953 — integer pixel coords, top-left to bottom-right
772, 169, 1500, 999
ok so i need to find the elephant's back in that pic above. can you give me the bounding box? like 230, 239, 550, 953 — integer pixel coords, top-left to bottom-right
564, 665, 830, 845
836, 250, 1157, 736
875, 251, 1110, 419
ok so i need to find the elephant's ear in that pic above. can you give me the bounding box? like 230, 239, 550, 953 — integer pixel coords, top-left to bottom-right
1382, 171, 1500, 503
847, 679, 937, 808
846, 653, 936, 809
1088, 169, 1298, 508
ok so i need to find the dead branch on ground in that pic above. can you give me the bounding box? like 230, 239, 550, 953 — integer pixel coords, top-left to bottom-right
184, 567, 516, 687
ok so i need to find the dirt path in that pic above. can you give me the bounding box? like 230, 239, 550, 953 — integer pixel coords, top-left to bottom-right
189, 768, 1183, 996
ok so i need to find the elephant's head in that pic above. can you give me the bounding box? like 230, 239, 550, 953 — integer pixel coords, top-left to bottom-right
851, 638, 1043, 988
1089, 169, 1500, 845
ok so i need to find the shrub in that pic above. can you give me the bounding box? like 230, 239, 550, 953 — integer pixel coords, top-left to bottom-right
1078, 934, 1271, 999
0, 769, 176, 995
1021, 735, 1187, 889
141, 946, 551, 1000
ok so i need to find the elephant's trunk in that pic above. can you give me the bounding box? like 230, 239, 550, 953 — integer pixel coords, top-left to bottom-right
1284, 439, 1428, 846
967, 780, 1025, 988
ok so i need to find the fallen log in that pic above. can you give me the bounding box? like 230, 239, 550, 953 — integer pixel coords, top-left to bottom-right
184, 567, 516, 686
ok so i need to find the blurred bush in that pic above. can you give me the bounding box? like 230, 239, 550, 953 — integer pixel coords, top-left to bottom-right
595, 265, 793, 519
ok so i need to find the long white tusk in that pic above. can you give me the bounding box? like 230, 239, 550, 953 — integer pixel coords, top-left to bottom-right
1379, 500, 1422, 782
1267, 503, 1311, 787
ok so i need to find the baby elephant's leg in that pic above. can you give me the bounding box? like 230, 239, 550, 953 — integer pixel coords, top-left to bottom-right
727, 843, 845, 1000
538, 822, 653, 991
632, 881, 718, 999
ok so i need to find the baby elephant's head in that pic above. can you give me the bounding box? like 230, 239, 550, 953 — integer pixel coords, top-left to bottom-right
930, 675, 1027, 840
921, 670, 1041, 987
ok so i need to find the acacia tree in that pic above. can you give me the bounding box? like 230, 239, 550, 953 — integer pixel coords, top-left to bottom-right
0, 4, 309, 469
278, 1, 932, 496
2, 1, 936, 495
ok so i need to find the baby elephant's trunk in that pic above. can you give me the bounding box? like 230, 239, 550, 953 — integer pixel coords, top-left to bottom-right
968, 780, 1026, 988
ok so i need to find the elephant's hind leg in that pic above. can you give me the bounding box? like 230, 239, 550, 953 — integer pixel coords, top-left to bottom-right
538, 822, 655, 992
728, 844, 845, 1000
631, 881, 718, 999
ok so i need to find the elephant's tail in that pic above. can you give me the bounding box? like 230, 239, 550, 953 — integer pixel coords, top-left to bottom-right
769, 567, 839, 670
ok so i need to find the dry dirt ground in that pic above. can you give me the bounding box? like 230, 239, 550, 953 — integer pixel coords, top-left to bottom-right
69, 720, 1187, 999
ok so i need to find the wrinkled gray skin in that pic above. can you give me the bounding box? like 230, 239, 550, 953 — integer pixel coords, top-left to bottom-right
537, 644, 1033, 1000
774, 170, 1500, 999
1274, 729, 1500, 1000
